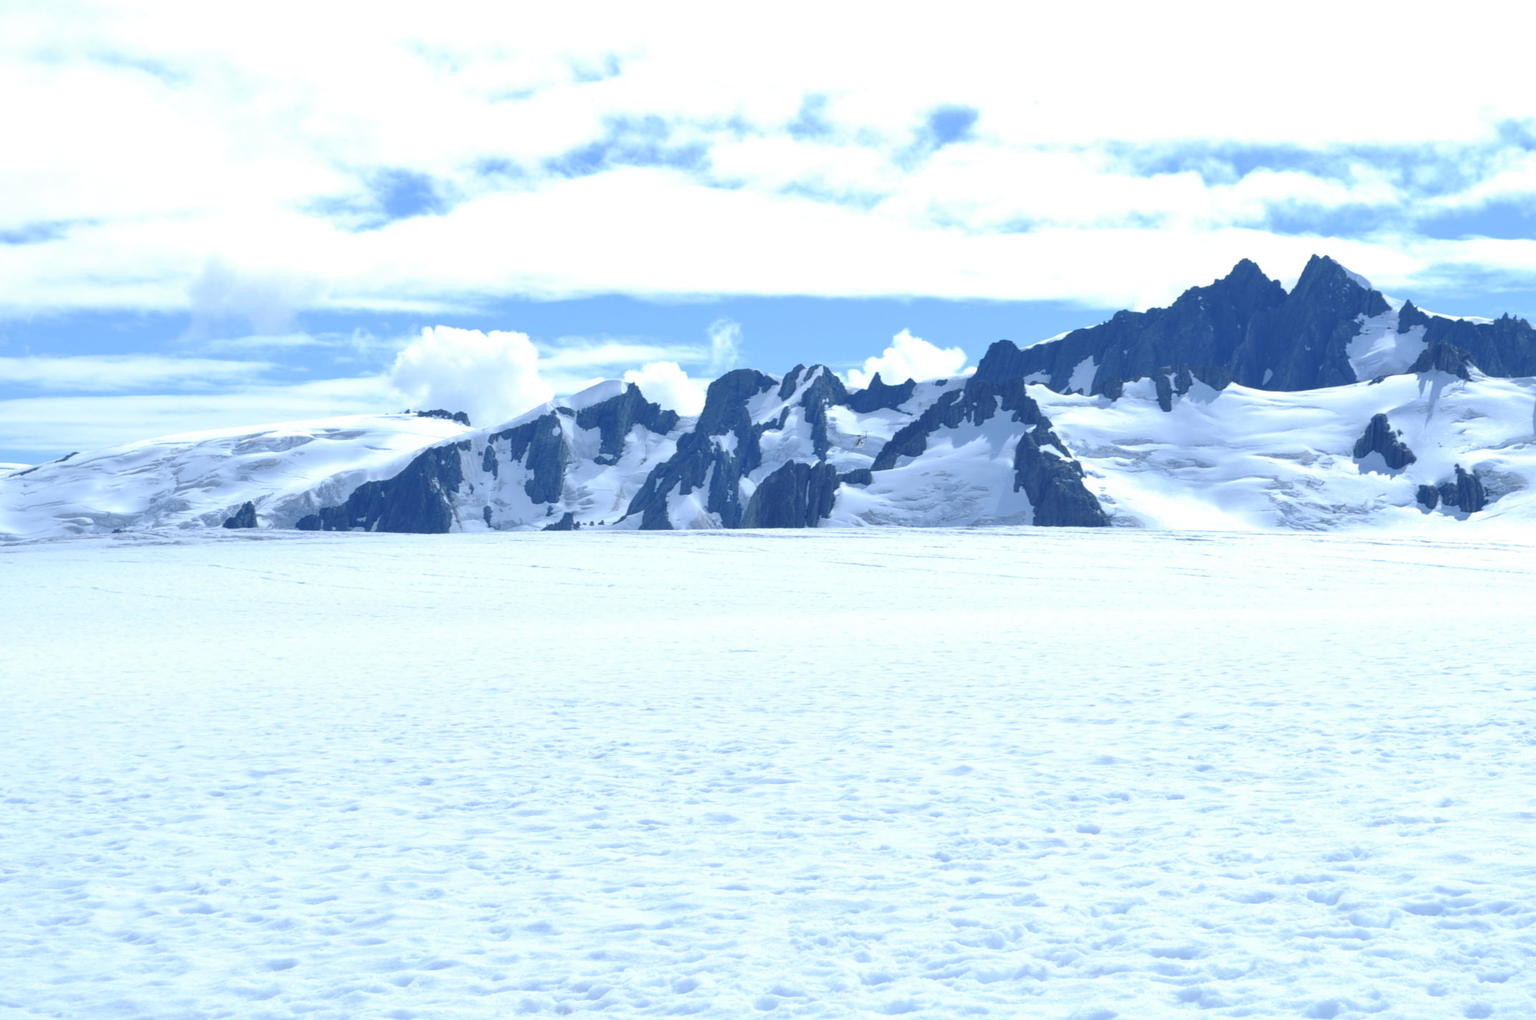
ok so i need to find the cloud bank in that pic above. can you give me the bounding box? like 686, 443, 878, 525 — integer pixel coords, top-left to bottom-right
389, 326, 553, 427
845, 330, 968, 388
5, 2, 1536, 321
388, 322, 723, 428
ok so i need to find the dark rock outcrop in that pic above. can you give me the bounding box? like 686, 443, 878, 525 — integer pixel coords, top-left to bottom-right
574, 384, 679, 465
795, 367, 850, 459
1426, 465, 1489, 514
542, 511, 579, 531
415, 409, 471, 426
624, 370, 778, 530
839, 468, 874, 487
1414, 312, 1536, 378
486, 412, 569, 504
221, 501, 257, 529
1407, 341, 1475, 380
846, 372, 916, 413
870, 369, 1107, 526
1397, 299, 1431, 334
741, 460, 839, 528
1352, 414, 1416, 470
1438, 465, 1488, 513
296, 442, 469, 533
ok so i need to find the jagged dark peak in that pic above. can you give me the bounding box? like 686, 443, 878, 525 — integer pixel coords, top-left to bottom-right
1168, 258, 1284, 312
696, 369, 777, 436
778, 365, 807, 399
794, 365, 849, 408
1397, 299, 1431, 334
1290, 254, 1388, 314
971, 338, 1031, 384
574, 382, 680, 464
1408, 340, 1475, 380
1224, 257, 1268, 281
847, 371, 917, 413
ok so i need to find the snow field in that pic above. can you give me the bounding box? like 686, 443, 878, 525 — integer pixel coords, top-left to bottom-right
3, 528, 1535, 1018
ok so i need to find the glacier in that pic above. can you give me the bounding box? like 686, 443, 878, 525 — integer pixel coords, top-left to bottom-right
3, 527, 1534, 1017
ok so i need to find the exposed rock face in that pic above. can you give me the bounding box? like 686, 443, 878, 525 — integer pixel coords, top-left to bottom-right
542, 511, 579, 531
1416, 313, 1536, 378
1397, 299, 1431, 334
624, 370, 778, 530
1441, 465, 1488, 513
1416, 466, 1490, 515
1353, 414, 1417, 470
741, 460, 839, 528
796, 368, 850, 459
872, 372, 1107, 526
415, 409, 471, 426
296, 442, 469, 533
487, 412, 569, 504
846, 372, 916, 412
221, 501, 257, 529
574, 384, 679, 465
1408, 341, 1475, 380
976, 255, 1397, 396
839, 468, 874, 487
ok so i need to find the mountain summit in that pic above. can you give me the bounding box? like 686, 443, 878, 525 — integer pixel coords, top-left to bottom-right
5, 255, 1536, 539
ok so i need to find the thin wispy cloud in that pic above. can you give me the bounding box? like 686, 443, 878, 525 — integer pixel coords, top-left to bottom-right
0, 354, 275, 391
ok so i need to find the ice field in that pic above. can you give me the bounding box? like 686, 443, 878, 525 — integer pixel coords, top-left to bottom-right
3, 527, 1535, 1018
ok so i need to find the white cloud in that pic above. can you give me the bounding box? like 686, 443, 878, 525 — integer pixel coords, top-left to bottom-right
846, 329, 968, 388
621, 361, 706, 416
0, 354, 274, 391
3, 1, 1536, 319
540, 340, 709, 371
0, 375, 399, 457
191, 332, 328, 353
389, 326, 553, 427
706, 319, 742, 374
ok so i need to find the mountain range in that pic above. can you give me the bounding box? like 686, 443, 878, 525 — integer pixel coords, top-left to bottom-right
5, 254, 1536, 540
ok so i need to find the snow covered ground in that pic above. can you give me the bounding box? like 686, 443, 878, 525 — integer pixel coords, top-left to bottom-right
0, 413, 470, 540
4, 528, 1535, 1018
1035, 373, 1536, 533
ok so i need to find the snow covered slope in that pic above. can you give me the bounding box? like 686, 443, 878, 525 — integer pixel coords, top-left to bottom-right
0, 413, 470, 540
6, 527, 1536, 1017
1039, 370, 1536, 532
285, 364, 1105, 535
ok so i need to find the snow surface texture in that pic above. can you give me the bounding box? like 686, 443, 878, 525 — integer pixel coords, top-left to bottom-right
4, 528, 1535, 1018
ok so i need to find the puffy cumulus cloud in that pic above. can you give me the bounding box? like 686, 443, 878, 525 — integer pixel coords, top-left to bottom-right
845, 329, 968, 388
389, 326, 553, 428
621, 361, 706, 416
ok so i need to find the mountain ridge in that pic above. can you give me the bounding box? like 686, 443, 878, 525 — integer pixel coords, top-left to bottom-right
6, 255, 1536, 539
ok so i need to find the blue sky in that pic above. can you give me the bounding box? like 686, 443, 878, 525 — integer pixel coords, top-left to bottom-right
4, 1, 1536, 463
